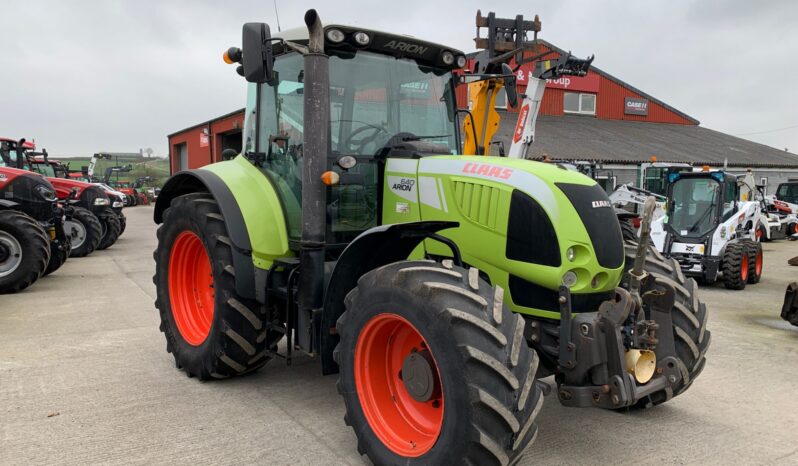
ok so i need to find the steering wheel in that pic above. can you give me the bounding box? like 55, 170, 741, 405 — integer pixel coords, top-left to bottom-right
344, 124, 387, 153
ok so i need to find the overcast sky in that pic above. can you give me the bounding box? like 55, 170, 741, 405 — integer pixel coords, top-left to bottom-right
1, 0, 796, 157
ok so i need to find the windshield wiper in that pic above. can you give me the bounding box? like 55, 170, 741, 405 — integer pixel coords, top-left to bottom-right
687, 207, 713, 233
401, 134, 451, 141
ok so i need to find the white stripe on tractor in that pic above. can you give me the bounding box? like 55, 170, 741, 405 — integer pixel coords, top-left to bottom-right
419, 176, 442, 210
419, 158, 559, 220
386, 158, 418, 173
437, 177, 449, 213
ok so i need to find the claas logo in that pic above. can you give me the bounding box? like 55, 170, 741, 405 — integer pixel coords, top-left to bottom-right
462, 162, 513, 180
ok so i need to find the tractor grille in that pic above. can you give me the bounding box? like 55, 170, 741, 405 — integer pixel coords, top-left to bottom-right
452, 180, 501, 230
555, 183, 624, 269
509, 274, 615, 313
4, 175, 58, 222
505, 189, 561, 267
81, 186, 110, 213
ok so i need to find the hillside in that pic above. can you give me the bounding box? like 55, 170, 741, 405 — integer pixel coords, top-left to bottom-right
50, 155, 170, 186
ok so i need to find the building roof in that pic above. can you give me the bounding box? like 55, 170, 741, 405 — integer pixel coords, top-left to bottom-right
495, 113, 798, 168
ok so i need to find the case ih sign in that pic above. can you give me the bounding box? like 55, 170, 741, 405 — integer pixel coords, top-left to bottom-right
624, 97, 649, 115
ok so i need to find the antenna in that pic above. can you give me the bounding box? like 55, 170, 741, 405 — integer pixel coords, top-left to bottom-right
273, 0, 282, 32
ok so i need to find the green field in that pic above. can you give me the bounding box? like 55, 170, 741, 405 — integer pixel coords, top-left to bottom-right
51, 155, 170, 187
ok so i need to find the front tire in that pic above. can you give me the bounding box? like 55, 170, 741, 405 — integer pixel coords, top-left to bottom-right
66, 207, 102, 257
153, 193, 282, 379
0, 210, 50, 294
44, 237, 70, 276
623, 242, 710, 408
335, 260, 543, 466
118, 212, 127, 236
97, 213, 121, 250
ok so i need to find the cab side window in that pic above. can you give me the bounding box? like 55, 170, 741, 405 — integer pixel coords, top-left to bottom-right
722, 179, 737, 220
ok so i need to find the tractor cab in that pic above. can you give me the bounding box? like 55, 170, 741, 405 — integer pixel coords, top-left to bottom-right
639, 162, 692, 196
239, 25, 464, 244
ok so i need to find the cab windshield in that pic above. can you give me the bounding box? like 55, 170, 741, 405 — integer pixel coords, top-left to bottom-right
777, 183, 798, 204
31, 162, 56, 177
254, 49, 458, 242
669, 178, 720, 237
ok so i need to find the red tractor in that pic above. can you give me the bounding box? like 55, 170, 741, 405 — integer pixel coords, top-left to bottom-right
0, 139, 71, 292
29, 155, 128, 240
7, 142, 122, 257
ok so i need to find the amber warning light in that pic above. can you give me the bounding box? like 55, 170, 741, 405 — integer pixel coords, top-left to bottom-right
224, 47, 242, 64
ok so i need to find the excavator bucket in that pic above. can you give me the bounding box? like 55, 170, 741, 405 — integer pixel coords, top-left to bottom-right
781, 282, 798, 326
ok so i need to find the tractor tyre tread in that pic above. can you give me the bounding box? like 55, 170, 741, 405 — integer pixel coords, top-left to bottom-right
153, 193, 283, 380
44, 239, 70, 276
68, 207, 102, 257
620, 218, 638, 242
335, 260, 543, 466
622, 241, 710, 408
0, 210, 50, 294
97, 213, 121, 250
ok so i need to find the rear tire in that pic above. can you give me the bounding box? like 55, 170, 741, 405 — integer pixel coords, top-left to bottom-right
722, 242, 748, 290
66, 207, 102, 257
756, 224, 769, 242
0, 210, 50, 294
622, 242, 710, 408
153, 193, 283, 379
335, 260, 543, 466
97, 213, 121, 250
742, 240, 763, 284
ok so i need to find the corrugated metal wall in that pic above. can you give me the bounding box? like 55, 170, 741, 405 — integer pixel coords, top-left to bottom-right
596, 78, 693, 124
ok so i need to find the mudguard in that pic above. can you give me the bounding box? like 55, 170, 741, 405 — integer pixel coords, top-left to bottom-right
320, 220, 458, 375
155, 157, 291, 299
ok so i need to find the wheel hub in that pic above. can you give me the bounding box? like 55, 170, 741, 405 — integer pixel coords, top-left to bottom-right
0, 231, 23, 278
65, 220, 86, 249
401, 349, 439, 402
0, 242, 9, 263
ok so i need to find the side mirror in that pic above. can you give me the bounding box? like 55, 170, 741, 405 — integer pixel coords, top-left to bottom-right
501, 63, 518, 108
242, 23, 274, 83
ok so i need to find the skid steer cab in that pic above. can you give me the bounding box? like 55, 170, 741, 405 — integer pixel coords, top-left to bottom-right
651, 170, 763, 289
153, 9, 709, 465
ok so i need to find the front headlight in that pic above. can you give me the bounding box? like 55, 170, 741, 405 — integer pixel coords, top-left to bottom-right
93, 198, 110, 206
35, 185, 57, 202
112, 201, 123, 208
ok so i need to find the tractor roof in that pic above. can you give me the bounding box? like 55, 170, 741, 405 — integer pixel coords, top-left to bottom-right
273, 24, 465, 70
0, 138, 35, 149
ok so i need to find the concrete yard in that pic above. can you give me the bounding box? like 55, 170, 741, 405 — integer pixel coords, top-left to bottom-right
1, 205, 796, 465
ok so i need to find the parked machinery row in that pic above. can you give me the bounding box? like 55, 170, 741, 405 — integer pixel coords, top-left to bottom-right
0, 138, 128, 294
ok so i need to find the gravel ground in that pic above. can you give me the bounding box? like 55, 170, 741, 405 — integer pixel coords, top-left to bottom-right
1, 205, 796, 465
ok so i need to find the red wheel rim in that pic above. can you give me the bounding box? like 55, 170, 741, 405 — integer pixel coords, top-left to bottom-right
354, 313, 444, 457
756, 227, 763, 241
741, 253, 749, 282
755, 249, 763, 276
168, 231, 214, 346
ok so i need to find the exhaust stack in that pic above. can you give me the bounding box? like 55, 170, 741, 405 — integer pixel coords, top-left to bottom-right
297, 9, 328, 349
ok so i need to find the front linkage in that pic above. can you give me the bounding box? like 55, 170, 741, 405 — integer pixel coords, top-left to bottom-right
542, 197, 684, 408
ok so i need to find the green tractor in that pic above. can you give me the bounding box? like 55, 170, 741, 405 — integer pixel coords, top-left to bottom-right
153, 10, 709, 465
